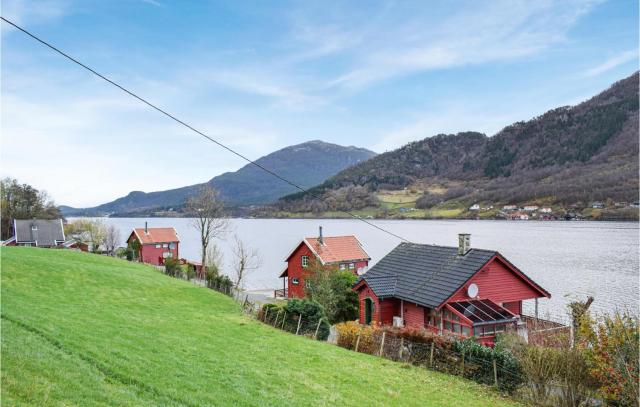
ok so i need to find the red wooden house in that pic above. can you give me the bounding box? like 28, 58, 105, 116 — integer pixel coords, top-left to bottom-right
354, 234, 550, 346
126, 223, 179, 266
278, 227, 371, 298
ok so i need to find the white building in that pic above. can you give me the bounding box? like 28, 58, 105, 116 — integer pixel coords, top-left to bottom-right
469, 204, 480, 211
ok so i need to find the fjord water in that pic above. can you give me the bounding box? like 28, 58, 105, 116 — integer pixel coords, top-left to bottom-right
101, 218, 638, 319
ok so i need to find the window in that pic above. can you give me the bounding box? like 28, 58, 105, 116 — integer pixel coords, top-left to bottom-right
162, 243, 168, 248
31, 225, 37, 231
155, 244, 161, 248
169, 243, 176, 250
292, 278, 300, 285
462, 326, 471, 336
348, 263, 355, 270
301, 256, 309, 268
339, 263, 346, 270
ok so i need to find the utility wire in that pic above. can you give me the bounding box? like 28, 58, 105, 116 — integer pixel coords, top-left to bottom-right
1, 16, 411, 243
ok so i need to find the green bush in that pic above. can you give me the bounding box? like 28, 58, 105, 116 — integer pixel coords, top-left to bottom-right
455, 338, 524, 393
260, 300, 330, 340
164, 257, 182, 278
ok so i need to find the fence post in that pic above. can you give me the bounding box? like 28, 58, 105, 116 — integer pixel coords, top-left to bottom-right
281, 312, 287, 329
264, 307, 269, 322
379, 332, 386, 357
355, 331, 362, 352
493, 359, 498, 389
314, 319, 322, 339
429, 342, 435, 368
460, 349, 465, 375
273, 311, 280, 327
295, 314, 302, 335
399, 337, 404, 360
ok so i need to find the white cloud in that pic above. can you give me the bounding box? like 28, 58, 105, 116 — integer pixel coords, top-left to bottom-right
1, 0, 71, 29
294, 0, 601, 91
583, 50, 638, 77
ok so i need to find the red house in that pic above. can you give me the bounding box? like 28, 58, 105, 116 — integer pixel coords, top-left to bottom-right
354, 234, 550, 346
126, 223, 180, 266
278, 227, 371, 298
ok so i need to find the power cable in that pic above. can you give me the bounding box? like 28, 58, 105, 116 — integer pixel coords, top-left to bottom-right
1, 16, 411, 243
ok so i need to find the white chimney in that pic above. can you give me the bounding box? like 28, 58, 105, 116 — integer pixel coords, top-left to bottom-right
458, 233, 470, 255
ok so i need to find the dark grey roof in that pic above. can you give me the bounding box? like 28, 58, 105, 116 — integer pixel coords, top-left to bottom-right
358, 243, 496, 309
14, 219, 65, 247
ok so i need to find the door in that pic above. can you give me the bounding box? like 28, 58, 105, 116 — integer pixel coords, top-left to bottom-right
364, 298, 374, 325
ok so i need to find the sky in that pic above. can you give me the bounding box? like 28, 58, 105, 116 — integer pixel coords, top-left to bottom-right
1, 0, 638, 207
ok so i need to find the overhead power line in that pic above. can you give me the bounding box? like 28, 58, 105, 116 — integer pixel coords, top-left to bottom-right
1, 16, 411, 243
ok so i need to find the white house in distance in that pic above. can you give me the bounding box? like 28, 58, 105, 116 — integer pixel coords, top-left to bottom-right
523, 205, 539, 212
540, 207, 553, 214
502, 205, 517, 211
469, 204, 480, 211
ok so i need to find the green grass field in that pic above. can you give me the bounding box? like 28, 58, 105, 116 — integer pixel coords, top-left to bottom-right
1, 247, 520, 406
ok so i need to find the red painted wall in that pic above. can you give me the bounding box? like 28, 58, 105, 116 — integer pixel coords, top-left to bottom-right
135, 241, 179, 266
286, 243, 314, 298
503, 301, 522, 315
448, 257, 540, 312
287, 243, 369, 299
403, 302, 425, 329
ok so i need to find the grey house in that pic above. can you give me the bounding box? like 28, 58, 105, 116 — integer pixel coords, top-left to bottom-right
11, 219, 66, 247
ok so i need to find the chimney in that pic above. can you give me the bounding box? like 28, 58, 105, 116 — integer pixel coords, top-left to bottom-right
318, 226, 324, 245
145, 222, 148, 235
458, 233, 470, 256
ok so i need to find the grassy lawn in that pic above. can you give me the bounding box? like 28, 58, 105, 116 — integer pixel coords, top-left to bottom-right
1, 247, 520, 406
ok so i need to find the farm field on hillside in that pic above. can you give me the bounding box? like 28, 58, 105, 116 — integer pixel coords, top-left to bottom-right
0, 247, 519, 407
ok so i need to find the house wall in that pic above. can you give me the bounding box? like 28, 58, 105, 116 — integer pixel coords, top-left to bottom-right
503, 300, 522, 315
286, 244, 315, 298
448, 257, 540, 311
136, 240, 179, 266
379, 298, 400, 325
287, 243, 369, 299
358, 283, 381, 324
402, 302, 426, 329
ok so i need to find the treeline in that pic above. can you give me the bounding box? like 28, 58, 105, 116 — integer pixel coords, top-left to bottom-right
0, 178, 62, 240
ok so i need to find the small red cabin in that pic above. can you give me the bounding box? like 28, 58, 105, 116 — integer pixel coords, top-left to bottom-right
278, 227, 371, 299
353, 234, 550, 346
126, 223, 179, 266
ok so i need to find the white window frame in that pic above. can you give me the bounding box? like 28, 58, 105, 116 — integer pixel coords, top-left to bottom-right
348, 263, 355, 270
292, 278, 300, 285
339, 263, 346, 271
301, 256, 309, 268
155, 244, 161, 248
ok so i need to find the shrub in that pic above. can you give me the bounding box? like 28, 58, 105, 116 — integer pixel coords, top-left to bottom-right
283, 299, 330, 340
336, 321, 377, 352
164, 257, 181, 278
579, 312, 639, 406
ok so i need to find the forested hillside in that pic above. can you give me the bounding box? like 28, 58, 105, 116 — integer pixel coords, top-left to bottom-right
277, 72, 639, 215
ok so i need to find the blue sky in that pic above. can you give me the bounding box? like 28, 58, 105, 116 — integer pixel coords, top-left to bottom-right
1, 0, 638, 207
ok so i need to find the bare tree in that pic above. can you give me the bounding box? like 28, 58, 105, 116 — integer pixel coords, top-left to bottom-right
104, 224, 120, 256
231, 235, 261, 290
205, 243, 224, 274
185, 186, 228, 279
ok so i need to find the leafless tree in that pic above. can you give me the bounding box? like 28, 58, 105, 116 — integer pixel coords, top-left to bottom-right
231, 235, 261, 290
185, 186, 228, 279
104, 224, 120, 256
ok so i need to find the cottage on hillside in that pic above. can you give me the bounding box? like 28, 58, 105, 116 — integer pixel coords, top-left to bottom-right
278, 227, 370, 298
3, 219, 65, 247
353, 234, 550, 346
126, 223, 179, 266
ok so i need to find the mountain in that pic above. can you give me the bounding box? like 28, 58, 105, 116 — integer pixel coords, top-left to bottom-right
62, 141, 375, 216
277, 73, 639, 215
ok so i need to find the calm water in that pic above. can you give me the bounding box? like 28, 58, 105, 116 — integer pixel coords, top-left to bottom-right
96, 218, 639, 320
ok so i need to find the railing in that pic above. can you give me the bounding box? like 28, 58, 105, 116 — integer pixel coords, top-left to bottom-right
274, 288, 288, 299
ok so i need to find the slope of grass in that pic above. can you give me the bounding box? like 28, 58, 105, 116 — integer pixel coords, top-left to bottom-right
1, 247, 519, 406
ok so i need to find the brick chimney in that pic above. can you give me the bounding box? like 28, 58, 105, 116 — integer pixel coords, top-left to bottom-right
458, 233, 470, 255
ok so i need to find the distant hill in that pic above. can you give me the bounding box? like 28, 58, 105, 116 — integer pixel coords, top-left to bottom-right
277, 73, 639, 214
62, 140, 375, 216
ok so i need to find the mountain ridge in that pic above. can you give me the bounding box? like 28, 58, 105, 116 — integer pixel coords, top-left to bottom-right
275, 72, 639, 216
62, 140, 376, 216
